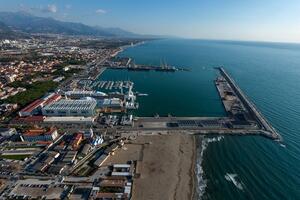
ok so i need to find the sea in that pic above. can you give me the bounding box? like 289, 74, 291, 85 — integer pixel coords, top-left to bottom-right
97, 39, 300, 199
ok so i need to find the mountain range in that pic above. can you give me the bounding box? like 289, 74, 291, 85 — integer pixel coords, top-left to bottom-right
0, 11, 147, 38
0, 19, 29, 39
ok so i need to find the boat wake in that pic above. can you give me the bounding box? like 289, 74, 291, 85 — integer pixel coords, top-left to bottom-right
224, 173, 244, 190
280, 143, 286, 148
195, 136, 224, 199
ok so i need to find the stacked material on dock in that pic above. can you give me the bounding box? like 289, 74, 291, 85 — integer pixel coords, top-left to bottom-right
216, 67, 282, 141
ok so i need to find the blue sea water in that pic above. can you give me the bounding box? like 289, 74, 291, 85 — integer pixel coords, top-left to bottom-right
99, 39, 300, 199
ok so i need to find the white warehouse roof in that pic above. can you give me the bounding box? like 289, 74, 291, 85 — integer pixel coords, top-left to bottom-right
43, 98, 97, 111
65, 90, 107, 97
44, 116, 95, 123
101, 98, 122, 106
113, 164, 131, 168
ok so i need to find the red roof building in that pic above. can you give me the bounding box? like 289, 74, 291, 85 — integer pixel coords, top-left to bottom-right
18, 93, 61, 117
43, 94, 62, 106
12, 115, 45, 124
18, 99, 45, 117
22, 127, 58, 142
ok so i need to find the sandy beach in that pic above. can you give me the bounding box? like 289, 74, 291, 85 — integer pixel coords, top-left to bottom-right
103, 133, 196, 200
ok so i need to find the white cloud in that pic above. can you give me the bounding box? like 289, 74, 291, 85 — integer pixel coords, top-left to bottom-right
95, 9, 107, 14
46, 4, 57, 13
18, 4, 58, 14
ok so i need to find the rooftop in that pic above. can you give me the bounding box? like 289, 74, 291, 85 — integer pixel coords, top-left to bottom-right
101, 98, 122, 106
43, 93, 62, 106
65, 90, 107, 96
43, 98, 97, 111
44, 116, 95, 122
23, 127, 57, 137
19, 99, 45, 113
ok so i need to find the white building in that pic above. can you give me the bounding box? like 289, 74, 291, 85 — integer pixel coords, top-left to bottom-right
92, 136, 103, 146
64, 90, 107, 99
0, 128, 17, 137
120, 115, 133, 126
5, 74, 17, 83
44, 116, 95, 125
42, 98, 97, 117
98, 98, 123, 109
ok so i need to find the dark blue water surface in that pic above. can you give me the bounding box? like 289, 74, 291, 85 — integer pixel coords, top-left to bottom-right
99, 39, 300, 199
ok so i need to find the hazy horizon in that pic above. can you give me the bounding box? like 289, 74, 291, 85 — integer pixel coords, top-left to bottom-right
1, 0, 300, 43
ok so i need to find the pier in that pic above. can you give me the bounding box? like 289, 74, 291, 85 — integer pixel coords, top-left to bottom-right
216, 67, 282, 141
104, 56, 189, 72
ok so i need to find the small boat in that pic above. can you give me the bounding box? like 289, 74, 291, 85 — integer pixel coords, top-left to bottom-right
136, 92, 148, 97
224, 173, 243, 190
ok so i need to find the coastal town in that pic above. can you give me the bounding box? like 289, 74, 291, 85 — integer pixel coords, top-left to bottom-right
0, 35, 148, 199
0, 34, 282, 200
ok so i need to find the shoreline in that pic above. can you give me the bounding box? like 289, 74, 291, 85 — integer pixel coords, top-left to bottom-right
194, 135, 205, 200
107, 134, 196, 200
112, 41, 146, 57
190, 136, 197, 200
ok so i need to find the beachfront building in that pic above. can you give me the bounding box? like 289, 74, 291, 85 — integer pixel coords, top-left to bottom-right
42, 98, 97, 117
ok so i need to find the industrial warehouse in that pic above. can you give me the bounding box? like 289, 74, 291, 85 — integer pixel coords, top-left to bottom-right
42, 98, 97, 117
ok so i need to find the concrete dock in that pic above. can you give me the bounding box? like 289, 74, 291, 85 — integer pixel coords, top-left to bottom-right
217, 67, 282, 141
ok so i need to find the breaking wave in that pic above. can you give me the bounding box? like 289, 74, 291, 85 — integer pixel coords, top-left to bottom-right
195, 136, 224, 199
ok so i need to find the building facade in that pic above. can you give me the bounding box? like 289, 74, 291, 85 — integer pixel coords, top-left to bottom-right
22, 128, 58, 142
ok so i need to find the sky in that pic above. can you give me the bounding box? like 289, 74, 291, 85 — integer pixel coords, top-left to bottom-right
0, 0, 300, 43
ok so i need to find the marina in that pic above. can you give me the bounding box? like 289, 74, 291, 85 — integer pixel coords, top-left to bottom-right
78, 80, 134, 91
99, 81, 132, 90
